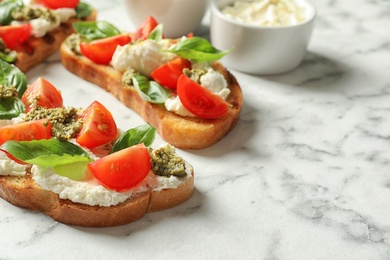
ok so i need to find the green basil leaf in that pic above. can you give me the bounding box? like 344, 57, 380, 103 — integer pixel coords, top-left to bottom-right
27, 153, 90, 167
110, 124, 156, 154
148, 24, 164, 41
73, 21, 121, 40
0, 51, 17, 63
0, 97, 25, 119
167, 36, 231, 62
0, 0, 23, 25
75, 2, 93, 19
0, 139, 91, 162
133, 75, 169, 104
0, 59, 27, 98
29, 154, 90, 180
53, 160, 91, 180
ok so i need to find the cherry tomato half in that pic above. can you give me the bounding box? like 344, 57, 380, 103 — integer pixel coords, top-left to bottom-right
88, 143, 151, 191
80, 34, 131, 64
151, 57, 191, 89
0, 119, 52, 145
133, 16, 158, 41
177, 74, 229, 119
0, 24, 31, 50
21, 77, 63, 113
76, 101, 118, 149
36, 0, 80, 9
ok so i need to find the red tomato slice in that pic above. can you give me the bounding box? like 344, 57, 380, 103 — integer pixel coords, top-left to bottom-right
177, 75, 229, 119
21, 77, 63, 113
151, 57, 191, 89
88, 144, 151, 191
0, 119, 52, 145
133, 16, 158, 41
36, 0, 79, 9
169, 57, 191, 75
80, 34, 131, 65
76, 101, 118, 149
0, 24, 31, 50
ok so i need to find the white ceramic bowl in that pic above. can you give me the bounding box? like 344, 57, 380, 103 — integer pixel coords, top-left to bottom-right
210, 0, 316, 75
121, 0, 209, 38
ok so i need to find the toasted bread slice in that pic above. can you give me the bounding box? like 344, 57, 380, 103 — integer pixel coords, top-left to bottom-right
0, 166, 194, 227
60, 39, 243, 149
13, 9, 97, 72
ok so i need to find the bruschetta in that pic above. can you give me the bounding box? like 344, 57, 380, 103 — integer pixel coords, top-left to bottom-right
60, 17, 243, 149
0, 0, 96, 72
0, 62, 194, 227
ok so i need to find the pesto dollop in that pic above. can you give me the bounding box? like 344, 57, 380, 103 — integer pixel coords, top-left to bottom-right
12, 6, 58, 23
23, 106, 83, 140
150, 144, 187, 178
66, 34, 82, 55
121, 68, 137, 88
183, 68, 207, 84
0, 84, 18, 98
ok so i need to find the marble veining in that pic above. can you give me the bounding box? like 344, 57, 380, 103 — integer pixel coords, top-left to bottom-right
1, 0, 390, 259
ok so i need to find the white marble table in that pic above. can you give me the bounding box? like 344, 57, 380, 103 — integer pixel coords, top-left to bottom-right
1, 0, 390, 259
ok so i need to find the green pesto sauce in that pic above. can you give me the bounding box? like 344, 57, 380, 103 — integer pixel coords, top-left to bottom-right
121, 68, 137, 89
12, 6, 58, 23
66, 34, 82, 55
23, 106, 83, 140
150, 144, 187, 178
0, 84, 18, 98
183, 68, 207, 84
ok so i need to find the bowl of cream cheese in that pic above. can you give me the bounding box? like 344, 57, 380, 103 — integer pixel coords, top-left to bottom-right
210, 0, 316, 75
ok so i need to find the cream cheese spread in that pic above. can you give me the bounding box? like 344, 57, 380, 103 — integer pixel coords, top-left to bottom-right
111, 39, 176, 77
0, 151, 28, 176
28, 17, 60, 38
53, 8, 77, 23
31, 165, 148, 207
222, 0, 306, 26
31, 160, 189, 206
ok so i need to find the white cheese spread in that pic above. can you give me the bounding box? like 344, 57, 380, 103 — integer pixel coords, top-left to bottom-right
200, 69, 230, 99
165, 96, 195, 117
29, 17, 60, 38
31, 165, 149, 207
31, 161, 190, 206
111, 39, 176, 77
0, 151, 27, 176
53, 8, 77, 23
222, 0, 307, 26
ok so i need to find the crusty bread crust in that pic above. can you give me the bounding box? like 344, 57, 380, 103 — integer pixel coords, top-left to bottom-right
13, 10, 97, 72
60, 40, 243, 149
0, 167, 194, 227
